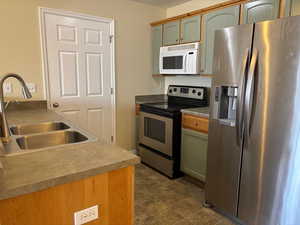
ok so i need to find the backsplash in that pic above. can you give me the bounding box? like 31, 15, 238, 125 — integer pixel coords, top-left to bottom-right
164, 76, 212, 93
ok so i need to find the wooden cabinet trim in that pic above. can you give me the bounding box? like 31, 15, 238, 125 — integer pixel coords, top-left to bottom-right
280, 0, 289, 17
135, 104, 140, 115
150, 0, 286, 26
151, 0, 248, 26
182, 113, 209, 133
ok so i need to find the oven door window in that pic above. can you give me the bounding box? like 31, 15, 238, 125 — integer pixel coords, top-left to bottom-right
163, 56, 183, 70
144, 117, 166, 143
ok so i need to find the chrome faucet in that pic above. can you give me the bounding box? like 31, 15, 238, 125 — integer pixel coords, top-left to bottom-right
0, 74, 32, 143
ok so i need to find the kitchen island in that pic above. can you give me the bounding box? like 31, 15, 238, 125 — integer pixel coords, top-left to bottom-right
0, 102, 140, 225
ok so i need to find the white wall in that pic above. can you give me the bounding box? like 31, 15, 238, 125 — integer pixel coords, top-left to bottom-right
0, 0, 166, 150
164, 76, 211, 92
167, 0, 228, 17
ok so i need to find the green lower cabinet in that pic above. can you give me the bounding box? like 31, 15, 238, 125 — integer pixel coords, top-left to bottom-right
180, 128, 208, 181
201, 6, 240, 74
242, 0, 280, 24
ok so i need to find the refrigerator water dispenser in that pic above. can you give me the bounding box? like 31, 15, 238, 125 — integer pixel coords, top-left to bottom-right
213, 86, 237, 127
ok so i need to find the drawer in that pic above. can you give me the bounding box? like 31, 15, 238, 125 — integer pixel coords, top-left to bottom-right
182, 113, 209, 133
135, 104, 140, 115
139, 145, 174, 178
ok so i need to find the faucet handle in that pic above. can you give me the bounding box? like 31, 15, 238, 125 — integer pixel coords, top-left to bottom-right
22, 87, 32, 99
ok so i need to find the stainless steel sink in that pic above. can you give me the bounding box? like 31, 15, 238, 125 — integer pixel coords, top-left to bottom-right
16, 131, 88, 150
10, 122, 70, 135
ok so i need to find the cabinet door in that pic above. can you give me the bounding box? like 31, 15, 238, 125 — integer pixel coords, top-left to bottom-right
152, 25, 163, 75
181, 15, 201, 44
163, 20, 180, 46
242, 0, 280, 24
201, 6, 240, 74
181, 128, 208, 181
286, 0, 300, 16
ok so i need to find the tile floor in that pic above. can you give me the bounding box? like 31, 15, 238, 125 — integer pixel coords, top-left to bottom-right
135, 164, 236, 225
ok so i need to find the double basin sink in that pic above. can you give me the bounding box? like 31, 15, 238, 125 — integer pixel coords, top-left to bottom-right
10, 122, 88, 150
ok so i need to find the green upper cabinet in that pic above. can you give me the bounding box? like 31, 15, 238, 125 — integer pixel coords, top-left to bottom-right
180, 15, 201, 44
285, 0, 300, 16
163, 20, 180, 46
201, 6, 240, 74
242, 0, 280, 24
151, 25, 162, 75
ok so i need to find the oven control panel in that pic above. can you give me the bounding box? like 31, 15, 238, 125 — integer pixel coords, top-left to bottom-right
167, 85, 207, 100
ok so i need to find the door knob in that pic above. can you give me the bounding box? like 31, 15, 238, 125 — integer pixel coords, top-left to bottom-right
53, 102, 59, 108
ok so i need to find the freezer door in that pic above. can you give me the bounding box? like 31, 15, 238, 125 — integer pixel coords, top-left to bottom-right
239, 16, 300, 225
205, 24, 253, 216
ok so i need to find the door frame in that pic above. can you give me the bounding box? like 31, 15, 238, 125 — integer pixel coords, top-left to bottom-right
39, 7, 116, 143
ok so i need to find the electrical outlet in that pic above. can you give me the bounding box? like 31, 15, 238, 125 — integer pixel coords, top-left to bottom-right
3, 83, 12, 94
26, 83, 36, 93
74, 205, 99, 225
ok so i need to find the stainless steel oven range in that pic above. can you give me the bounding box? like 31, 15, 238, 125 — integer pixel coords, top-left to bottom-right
139, 85, 209, 178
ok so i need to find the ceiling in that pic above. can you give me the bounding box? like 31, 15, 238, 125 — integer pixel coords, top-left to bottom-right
130, 0, 193, 8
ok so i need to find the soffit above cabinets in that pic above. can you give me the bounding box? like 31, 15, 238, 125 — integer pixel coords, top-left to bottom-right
130, 0, 193, 8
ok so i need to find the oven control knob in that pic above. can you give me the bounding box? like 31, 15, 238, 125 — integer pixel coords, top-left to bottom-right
169, 89, 172, 93
192, 89, 196, 94
174, 88, 177, 92
198, 92, 202, 97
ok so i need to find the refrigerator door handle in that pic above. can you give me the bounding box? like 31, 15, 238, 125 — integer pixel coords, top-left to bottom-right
236, 48, 249, 147
245, 48, 258, 146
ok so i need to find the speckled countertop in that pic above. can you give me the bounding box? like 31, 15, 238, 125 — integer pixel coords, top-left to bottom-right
181, 107, 210, 118
0, 105, 140, 201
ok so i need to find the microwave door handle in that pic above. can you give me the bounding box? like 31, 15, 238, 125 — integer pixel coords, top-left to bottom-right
244, 48, 258, 147
184, 55, 188, 72
236, 48, 249, 147
160, 56, 163, 73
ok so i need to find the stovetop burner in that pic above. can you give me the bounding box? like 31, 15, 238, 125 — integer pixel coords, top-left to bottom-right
142, 102, 199, 113
140, 85, 209, 117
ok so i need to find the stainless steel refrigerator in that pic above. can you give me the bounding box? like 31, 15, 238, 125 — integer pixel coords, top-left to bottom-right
206, 15, 300, 225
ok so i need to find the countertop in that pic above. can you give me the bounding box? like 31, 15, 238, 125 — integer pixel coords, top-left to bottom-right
181, 107, 210, 118
0, 106, 140, 201
135, 94, 167, 104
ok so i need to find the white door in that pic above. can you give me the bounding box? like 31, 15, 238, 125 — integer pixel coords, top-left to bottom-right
42, 9, 114, 144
